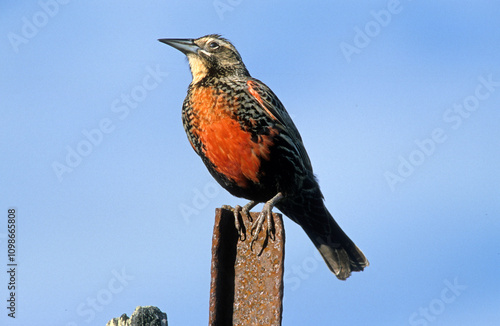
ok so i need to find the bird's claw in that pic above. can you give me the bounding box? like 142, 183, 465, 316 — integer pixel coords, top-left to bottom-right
249, 204, 276, 255
222, 204, 247, 240
223, 193, 282, 255
240, 200, 256, 223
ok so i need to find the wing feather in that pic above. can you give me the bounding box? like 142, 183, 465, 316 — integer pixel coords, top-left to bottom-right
245, 78, 313, 170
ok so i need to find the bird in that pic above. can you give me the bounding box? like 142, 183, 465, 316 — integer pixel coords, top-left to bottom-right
158, 34, 368, 280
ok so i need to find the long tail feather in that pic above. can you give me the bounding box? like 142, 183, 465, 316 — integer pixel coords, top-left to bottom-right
277, 189, 368, 280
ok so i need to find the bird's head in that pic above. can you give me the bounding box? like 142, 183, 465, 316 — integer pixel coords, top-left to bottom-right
159, 34, 250, 83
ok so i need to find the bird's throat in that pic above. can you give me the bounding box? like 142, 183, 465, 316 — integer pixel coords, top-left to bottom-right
187, 55, 209, 84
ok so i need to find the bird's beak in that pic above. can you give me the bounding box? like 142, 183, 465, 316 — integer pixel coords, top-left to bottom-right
158, 38, 199, 55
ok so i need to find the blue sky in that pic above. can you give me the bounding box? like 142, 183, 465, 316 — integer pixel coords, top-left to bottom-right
1, 1, 499, 325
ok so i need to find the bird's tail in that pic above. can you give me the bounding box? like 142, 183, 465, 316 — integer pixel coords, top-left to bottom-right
278, 193, 369, 280
305, 212, 369, 280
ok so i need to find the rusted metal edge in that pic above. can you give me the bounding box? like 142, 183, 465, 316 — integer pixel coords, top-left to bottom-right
209, 208, 285, 326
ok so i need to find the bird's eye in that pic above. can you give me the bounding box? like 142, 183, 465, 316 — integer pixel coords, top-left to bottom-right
208, 41, 219, 50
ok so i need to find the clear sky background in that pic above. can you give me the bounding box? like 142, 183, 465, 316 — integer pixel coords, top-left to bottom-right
1, 1, 499, 325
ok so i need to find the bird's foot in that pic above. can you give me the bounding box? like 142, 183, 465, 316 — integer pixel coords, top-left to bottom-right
222, 201, 257, 240
250, 192, 284, 254
241, 200, 257, 222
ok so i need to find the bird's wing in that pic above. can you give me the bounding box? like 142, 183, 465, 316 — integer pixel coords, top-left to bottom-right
244, 78, 313, 170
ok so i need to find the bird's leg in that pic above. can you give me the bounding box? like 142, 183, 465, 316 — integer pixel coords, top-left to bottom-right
250, 192, 284, 253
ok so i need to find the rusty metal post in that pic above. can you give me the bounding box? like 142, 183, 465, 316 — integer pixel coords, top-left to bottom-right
209, 208, 285, 326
